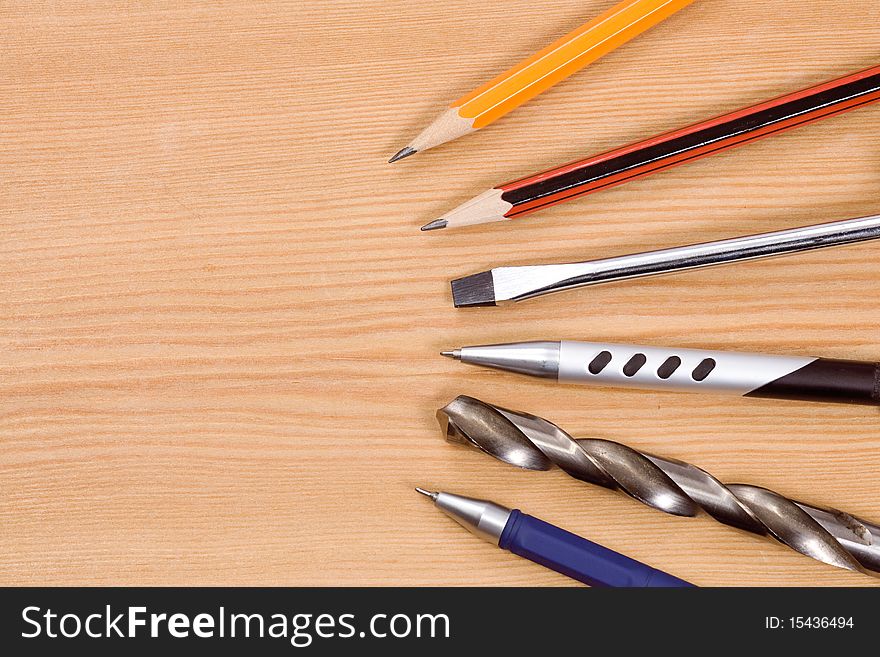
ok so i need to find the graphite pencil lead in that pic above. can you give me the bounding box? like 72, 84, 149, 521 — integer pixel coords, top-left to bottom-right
388, 146, 417, 164
420, 218, 447, 232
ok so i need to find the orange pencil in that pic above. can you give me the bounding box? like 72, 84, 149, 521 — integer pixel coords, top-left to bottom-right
389, 0, 697, 163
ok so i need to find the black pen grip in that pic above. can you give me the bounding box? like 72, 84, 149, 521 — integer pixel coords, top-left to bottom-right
745, 359, 880, 405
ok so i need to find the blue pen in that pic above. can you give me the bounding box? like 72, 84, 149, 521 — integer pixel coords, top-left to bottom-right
417, 488, 693, 587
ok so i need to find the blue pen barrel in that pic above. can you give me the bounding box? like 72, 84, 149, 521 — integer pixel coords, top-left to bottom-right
499, 510, 694, 587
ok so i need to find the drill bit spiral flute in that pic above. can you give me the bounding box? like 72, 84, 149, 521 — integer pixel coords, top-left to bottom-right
437, 395, 880, 576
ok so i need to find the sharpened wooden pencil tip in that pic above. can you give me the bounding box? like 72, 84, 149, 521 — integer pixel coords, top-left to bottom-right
424, 188, 513, 231
388, 147, 417, 163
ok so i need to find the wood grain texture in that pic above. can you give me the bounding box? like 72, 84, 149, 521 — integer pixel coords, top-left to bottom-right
1, 0, 879, 586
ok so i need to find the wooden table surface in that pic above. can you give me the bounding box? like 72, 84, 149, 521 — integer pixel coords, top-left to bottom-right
2, 0, 879, 587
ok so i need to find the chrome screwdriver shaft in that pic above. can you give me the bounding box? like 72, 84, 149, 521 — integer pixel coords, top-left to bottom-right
450, 213, 880, 306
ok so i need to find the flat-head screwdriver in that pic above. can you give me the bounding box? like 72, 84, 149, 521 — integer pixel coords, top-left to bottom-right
450, 212, 880, 307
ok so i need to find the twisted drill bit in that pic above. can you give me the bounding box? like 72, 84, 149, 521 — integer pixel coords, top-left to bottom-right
437, 395, 880, 575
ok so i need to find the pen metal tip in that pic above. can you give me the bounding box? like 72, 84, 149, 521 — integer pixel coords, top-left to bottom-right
415, 487, 438, 500
388, 146, 417, 164
420, 218, 448, 232
440, 350, 461, 359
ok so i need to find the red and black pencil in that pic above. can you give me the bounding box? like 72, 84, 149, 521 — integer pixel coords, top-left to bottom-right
421, 64, 880, 231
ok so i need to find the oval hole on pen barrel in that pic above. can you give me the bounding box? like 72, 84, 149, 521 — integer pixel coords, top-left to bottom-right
588, 351, 612, 374
692, 358, 717, 381
623, 353, 647, 377
657, 356, 682, 379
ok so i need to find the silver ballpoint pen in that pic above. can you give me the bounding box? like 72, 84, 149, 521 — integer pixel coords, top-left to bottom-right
449, 213, 880, 307
442, 340, 880, 406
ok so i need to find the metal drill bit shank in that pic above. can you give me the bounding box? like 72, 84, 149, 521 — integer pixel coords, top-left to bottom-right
437, 395, 880, 575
